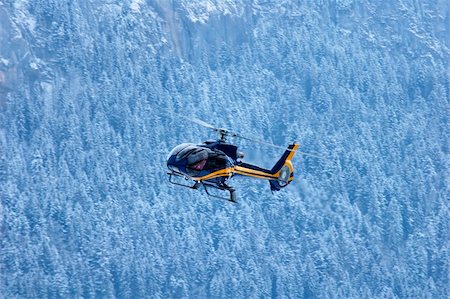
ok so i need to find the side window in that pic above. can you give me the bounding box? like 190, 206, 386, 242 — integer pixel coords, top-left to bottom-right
205, 152, 228, 170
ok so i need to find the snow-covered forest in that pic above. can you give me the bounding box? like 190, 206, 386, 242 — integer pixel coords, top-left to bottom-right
1, 0, 449, 298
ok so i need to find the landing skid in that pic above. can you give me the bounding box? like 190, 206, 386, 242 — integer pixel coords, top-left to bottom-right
202, 181, 236, 203
167, 172, 236, 203
167, 171, 199, 189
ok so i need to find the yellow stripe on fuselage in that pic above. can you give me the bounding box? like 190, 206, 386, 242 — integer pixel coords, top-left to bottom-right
192, 167, 234, 181
192, 165, 284, 182
234, 166, 276, 179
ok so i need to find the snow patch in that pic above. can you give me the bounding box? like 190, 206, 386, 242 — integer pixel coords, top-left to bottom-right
182, 0, 242, 24
30, 62, 38, 70
0, 58, 9, 66
130, 0, 144, 13
41, 82, 53, 114
40, 82, 53, 95
183, 1, 216, 24
101, 3, 122, 17
13, 0, 36, 32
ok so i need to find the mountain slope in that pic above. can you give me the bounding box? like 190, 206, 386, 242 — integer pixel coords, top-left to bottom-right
0, 0, 449, 298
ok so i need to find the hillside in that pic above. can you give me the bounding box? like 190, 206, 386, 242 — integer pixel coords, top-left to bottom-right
1, 0, 449, 298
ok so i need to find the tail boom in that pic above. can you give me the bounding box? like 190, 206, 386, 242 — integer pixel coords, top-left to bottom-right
234, 143, 299, 191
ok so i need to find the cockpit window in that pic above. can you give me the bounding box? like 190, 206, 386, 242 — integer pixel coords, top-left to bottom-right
204, 152, 228, 170
167, 144, 208, 160
168, 144, 231, 177
167, 143, 192, 161
179, 147, 209, 165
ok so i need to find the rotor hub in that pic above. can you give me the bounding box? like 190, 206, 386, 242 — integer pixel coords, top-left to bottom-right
217, 128, 230, 142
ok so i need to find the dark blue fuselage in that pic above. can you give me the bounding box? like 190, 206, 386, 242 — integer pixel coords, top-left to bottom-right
167, 142, 237, 181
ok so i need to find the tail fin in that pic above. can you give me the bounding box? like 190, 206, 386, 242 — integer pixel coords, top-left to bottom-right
269, 143, 299, 191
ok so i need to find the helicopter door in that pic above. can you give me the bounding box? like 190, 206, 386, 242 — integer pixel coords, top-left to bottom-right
204, 151, 230, 171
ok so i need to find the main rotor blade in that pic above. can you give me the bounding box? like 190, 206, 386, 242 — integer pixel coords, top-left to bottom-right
234, 133, 294, 151
236, 133, 328, 160
191, 118, 216, 130
179, 115, 216, 130
175, 113, 328, 160
297, 150, 328, 161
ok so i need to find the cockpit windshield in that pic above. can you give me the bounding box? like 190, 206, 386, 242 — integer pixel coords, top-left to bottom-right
168, 143, 231, 177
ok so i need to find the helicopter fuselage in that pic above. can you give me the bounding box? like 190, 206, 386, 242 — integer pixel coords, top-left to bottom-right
166, 141, 299, 202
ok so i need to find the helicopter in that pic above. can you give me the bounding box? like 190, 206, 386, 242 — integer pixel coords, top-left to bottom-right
166, 117, 299, 202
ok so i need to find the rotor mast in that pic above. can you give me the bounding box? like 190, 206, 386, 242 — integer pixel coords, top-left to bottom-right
218, 128, 235, 142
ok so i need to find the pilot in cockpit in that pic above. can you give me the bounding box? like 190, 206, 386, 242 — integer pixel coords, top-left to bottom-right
186, 149, 229, 175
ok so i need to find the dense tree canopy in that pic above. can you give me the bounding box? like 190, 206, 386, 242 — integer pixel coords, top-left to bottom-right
0, 0, 449, 298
